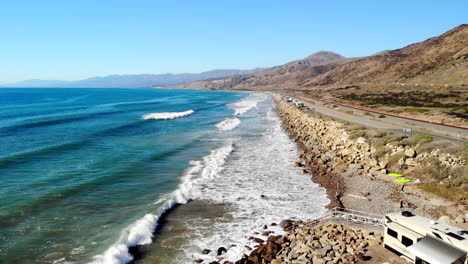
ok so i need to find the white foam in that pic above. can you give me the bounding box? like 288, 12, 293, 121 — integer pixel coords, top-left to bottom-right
229, 94, 268, 116
178, 97, 330, 263
142, 110, 194, 120
215, 117, 241, 132
91, 144, 234, 264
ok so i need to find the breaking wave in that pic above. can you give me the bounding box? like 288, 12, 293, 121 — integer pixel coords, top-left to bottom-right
229, 94, 268, 116
215, 117, 241, 132
142, 110, 194, 120
92, 144, 234, 264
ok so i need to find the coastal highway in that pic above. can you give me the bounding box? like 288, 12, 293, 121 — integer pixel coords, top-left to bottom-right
283, 94, 468, 142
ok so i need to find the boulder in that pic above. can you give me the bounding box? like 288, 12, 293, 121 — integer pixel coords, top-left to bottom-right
356, 137, 366, 144
349, 164, 363, 170
253, 237, 264, 244
398, 157, 405, 165
405, 148, 416, 158
405, 158, 416, 166
280, 219, 293, 229
217, 247, 227, 255
455, 215, 465, 224
438, 215, 451, 224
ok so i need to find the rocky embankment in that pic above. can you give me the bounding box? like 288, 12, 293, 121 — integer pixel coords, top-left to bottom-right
223, 95, 466, 264
273, 95, 466, 218
235, 222, 383, 264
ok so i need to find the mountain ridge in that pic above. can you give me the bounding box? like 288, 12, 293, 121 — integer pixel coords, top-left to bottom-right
1, 69, 263, 88
168, 24, 467, 91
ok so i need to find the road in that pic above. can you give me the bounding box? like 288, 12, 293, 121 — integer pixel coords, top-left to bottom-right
283, 94, 468, 143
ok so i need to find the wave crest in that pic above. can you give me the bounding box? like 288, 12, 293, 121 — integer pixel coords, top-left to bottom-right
216, 117, 241, 132
229, 94, 268, 116
142, 110, 194, 120
92, 144, 234, 264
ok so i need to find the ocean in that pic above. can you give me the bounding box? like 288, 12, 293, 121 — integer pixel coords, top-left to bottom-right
0, 88, 329, 264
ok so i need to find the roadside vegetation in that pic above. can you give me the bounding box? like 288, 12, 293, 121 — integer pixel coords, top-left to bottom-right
341, 122, 467, 202
339, 90, 468, 119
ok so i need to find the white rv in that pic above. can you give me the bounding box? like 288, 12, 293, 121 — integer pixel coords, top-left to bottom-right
384, 211, 467, 264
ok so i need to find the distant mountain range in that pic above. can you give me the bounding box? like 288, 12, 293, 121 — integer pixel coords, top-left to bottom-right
169, 24, 468, 91
1, 69, 262, 88
4, 25, 466, 90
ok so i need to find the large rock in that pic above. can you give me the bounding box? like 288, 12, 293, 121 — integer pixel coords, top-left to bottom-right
356, 137, 366, 144
455, 215, 466, 224
280, 219, 293, 229
405, 148, 416, 158
438, 215, 451, 223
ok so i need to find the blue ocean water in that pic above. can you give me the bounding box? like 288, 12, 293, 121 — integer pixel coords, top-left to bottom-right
0, 88, 329, 264
0, 88, 247, 263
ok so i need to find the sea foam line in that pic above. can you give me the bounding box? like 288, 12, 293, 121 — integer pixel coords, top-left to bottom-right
229, 94, 268, 116
142, 110, 194, 120
92, 144, 234, 264
216, 117, 241, 132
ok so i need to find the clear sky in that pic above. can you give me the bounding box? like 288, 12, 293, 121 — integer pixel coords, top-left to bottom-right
0, 0, 466, 83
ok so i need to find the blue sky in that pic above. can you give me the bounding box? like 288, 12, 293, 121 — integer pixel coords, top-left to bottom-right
0, 0, 466, 83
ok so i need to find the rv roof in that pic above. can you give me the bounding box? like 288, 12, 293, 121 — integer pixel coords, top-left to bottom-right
386, 212, 468, 250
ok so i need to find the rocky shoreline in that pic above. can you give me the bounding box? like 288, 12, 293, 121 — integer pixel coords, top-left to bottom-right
272, 95, 466, 219
234, 95, 466, 264
235, 222, 384, 264
196, 94, 466, 264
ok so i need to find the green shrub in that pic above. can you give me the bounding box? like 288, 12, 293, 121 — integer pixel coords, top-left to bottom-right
404, 134, 433, 146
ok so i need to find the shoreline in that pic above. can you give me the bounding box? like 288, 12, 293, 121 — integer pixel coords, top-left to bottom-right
272, 94, 466, 218
232, 94, 466, 264
113, 93, 330, 264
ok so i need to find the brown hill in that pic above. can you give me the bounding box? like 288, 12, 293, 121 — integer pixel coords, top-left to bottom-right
304, 24, 468, 86
168, 51, 348, 90
166, 25, 468, 91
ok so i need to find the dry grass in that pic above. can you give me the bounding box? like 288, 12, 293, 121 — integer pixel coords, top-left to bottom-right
417, 183, 467, 202
372, 146, 388, 159
412, 157, 468, 202
387, 153, 405, 169
393, 108, 431, 113
416, 140, 463, 155
403, 134, 433, 146
366, 129, 387, 138
349, 131, 366, 140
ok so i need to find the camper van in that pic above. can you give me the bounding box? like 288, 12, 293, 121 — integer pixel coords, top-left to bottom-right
383, 212, 467, 264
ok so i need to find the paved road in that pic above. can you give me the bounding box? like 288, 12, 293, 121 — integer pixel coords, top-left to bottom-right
284, 94, 468, 143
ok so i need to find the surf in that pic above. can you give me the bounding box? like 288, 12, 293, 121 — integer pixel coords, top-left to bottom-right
92, 144, 234, 264
142, 110, 195, 120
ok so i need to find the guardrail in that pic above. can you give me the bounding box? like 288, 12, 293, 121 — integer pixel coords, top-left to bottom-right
309, 207, 385, 227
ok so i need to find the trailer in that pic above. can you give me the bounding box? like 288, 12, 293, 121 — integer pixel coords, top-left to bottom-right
383, 211, 467, 264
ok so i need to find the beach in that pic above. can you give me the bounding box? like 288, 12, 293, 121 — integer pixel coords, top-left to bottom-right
1, 88, 465, 264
